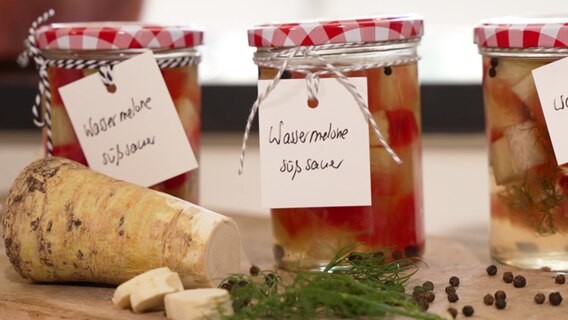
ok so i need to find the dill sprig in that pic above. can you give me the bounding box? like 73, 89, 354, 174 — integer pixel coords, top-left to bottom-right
499, 124, 568, 235
218, 244, 442, 320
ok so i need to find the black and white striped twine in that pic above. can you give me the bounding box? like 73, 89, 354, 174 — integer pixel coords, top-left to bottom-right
20, 9, 200, 156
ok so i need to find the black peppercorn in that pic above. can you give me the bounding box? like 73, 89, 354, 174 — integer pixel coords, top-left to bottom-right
413, 285, 425, 293
503, 271, 514, 283
422, 281, 435, 292
384, 66, 392, 76
490, 58, 499, 68
495, 290, 507, 300
391, 250, 403, 260
549, 292, 563, 306
555, 274, 566, 284
484, 294, 495, 305
417, 298, 429, 311
220, 283, 232, 291
280, 70, 292, 79
534, 293, 546, 304
462, 305, 474, 317
445, 286, 456, 294
413, 291, 425, 301
249, 265, 260, 276
405, 245, 421, 258
449, 276, 460, 287
447, 307, 458, 319
273, 244, 285, 260
448, 292, 459, 303
425, 291, 436, 303
489, 68, 497, 78
372, 252, 385, 260
486, 264, 498, 276
238, 280, 249, 287
513, 275, 526, 288
348, 253, 363, 261
495, 298, 507, 310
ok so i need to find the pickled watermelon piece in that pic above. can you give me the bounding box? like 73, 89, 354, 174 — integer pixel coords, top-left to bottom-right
362, 192, 422, 248
317, 206, 372, 232
174, 97, 201, 151
483, 77, 527, 129
389, 192, 423, 247
272, 208, 316, 238
82, 69, 97, 77
48, 68, 85, 105
490, 121, 547, 185
50, 106, 79, 146
369, 110, 389, 147
488, 58, 545, 87
511, 72, 546, 125
558, 172, 568, 193
163, 172, 189, 189
488, 127, 505, 144
370, 147, 413, 196
367, 64, 419, 112
161, 170, 197, 203
384, 109, 419, 148
162, 68, 189, 100
52, 142, 88, 166
491, 137, 521, 185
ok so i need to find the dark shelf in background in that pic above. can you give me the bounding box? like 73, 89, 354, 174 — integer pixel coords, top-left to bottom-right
1, 84, 484, 133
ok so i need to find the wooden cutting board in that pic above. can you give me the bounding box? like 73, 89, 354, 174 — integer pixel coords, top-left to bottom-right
1, 213, 567, 319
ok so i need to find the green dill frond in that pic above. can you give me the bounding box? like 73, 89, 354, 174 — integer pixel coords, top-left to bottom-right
218, 245, 442, 320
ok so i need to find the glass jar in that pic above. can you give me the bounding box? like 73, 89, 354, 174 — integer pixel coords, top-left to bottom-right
34, 23, 202, 203
475, 17, 568, 270
248, 16, 425, 270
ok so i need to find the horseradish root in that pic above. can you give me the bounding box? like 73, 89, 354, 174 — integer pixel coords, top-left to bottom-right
2, 157, 241, 287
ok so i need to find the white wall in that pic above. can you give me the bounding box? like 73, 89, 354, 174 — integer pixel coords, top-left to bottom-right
141, 0, 568, 84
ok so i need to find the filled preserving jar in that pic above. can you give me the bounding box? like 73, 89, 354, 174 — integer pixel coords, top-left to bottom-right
32, 22, 202, 202
475, 17, 568, 270
248, 16, 425, 270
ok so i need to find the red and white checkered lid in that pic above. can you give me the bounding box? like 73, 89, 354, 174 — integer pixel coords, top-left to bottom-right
248, 15, 423, 48
35, 22, 203, 50
474, 16, 568, 48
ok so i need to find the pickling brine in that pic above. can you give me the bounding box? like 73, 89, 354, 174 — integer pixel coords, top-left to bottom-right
476, 17, 568, 270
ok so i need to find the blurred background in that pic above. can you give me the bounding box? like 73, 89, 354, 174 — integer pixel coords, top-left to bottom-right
2, 0, 568, 133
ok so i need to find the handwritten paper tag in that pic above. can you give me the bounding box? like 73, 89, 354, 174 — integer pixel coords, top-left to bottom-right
533, 57, 568, 165
258, 78, 371, 208
59, 51, 198, 187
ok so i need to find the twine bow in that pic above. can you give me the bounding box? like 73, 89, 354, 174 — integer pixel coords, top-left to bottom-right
19, 10, 201, 156
238, 43, 419, 175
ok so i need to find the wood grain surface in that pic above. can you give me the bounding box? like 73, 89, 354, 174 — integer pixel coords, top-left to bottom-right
1, 201, 568, 319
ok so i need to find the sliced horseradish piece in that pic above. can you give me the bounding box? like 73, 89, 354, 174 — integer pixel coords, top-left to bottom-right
165, 288, 233, 320
130, 271, 184, 313
113, 267, 173, 309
